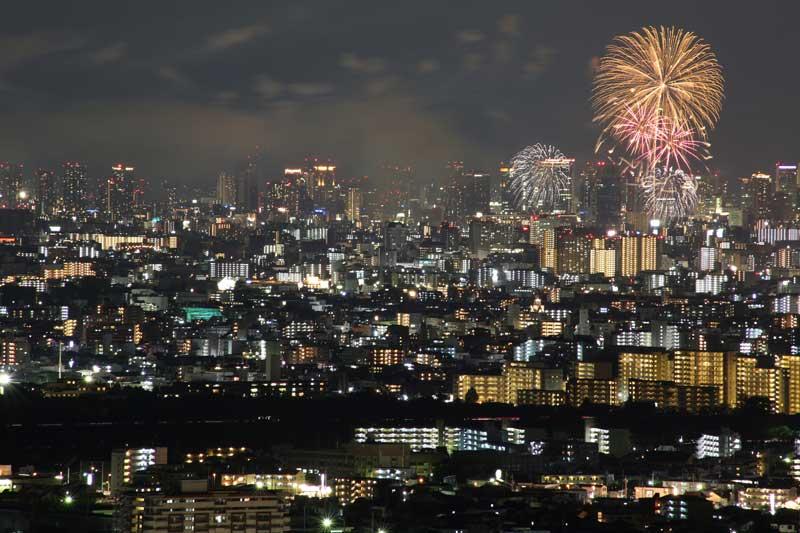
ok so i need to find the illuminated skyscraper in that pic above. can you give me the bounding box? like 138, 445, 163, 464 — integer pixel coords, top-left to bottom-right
36, 168, 56, 217
640, 235, 660, 271
556, 228, 591, 274
620, 234, 661, 276
236, 154, 261, 212
464, 171, 491, 216
581, 161, 621, 226
0, 162, 23, 209
746, 172, 772, 222
775, 162, 798, 194
555, 157, 576, 213
345, 187, 362, 224
620, 236, 640, 277
62, 161, 87, 217
590, 238, 616, 278
495, 162, 512, 208
216, 172, 237, 206
106, 164, 135, 221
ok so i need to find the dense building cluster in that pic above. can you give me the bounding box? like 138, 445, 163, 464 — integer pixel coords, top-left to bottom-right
3, 156, 800, 532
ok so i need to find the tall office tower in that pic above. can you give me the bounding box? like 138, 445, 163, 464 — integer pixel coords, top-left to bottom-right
216, 172, 237, 206
383, 221, 407, 252
464, 170, 491, 216
774, 162, 799, 220
236, 156, 260, 212
62, 161, 87, 217
345, 187, 362, 224
36, 169, 56, 217
554, 156, 576, 213
278, 167, 306, 217
556, 228, 591, 274
443, 161, 467, 221
495, 162, 512, 209
582, 161, 621, 226
775, 162, 799, 195
163, 180, 177, 209
673, 351, 737, 408
106, 164, 136, 221
0, 162, 23, 208
745, 172, 772, 222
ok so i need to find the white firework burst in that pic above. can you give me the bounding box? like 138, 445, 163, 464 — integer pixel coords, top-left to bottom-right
641, 166, 698, 221
510, 144, 572, 212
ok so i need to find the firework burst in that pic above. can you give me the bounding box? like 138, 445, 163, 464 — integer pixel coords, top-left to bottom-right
613, 105, 707, 170
509, 144, 572, 212
641, 166, 698, 221
593, 26, 724, 143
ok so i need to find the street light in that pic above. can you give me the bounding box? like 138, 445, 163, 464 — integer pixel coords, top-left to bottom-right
321, 517, 333, 530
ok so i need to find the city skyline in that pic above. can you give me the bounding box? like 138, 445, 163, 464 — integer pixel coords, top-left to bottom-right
0, 1, 798, 182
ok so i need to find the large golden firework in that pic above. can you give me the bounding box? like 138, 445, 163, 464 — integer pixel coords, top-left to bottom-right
592, 26, 724, 144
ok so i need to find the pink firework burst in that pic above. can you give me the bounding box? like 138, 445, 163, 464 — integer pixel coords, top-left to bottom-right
612, 105, 706, 170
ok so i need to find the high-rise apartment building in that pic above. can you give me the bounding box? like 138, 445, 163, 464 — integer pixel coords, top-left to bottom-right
618, 350, 672, 401
62, 161, 87, 217
736, 356, 787, 413
36, 168, 56, 217
346, 187, 362, 224
620, 234, 660, 276
590, 237, 616, 278
106, 164, 136, 221
217, 172, 237, 206
0, 162, 23, 209
673, 351, 737, 408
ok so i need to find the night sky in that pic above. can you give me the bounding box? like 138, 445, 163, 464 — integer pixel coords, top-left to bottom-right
1, 1, 798, 185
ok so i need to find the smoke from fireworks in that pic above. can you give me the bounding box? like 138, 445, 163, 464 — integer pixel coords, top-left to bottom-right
592, 26, 724, 142
509, 144, 572, 212
641, 167, 699, 221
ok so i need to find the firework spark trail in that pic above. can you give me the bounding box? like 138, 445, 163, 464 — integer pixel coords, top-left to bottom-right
650, 118, 706, 170
592, 26, 724, 143
641, 166, 699, 221
509, 144, 572, 212
613, 105, 707, 171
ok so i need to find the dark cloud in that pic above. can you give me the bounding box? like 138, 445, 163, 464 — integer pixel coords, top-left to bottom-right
86, 42, 128, 66
457, 30, 486, 44
205, 24, 270, 51
0, 0, 795, 184
0, 31, 85, 72
339, 53, 386, 74
158, 66, 193, 87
